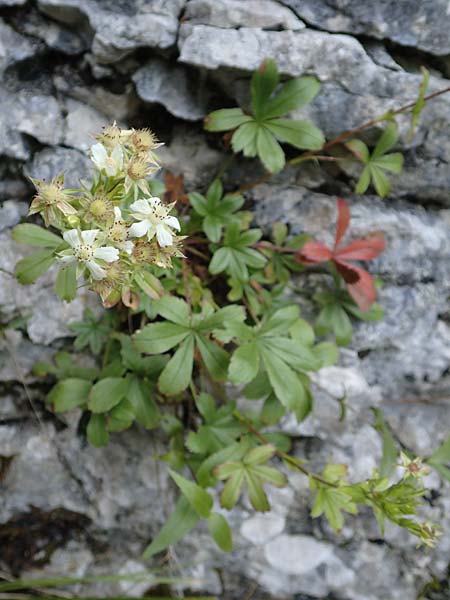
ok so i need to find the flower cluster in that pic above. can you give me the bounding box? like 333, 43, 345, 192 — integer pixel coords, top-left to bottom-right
26, 123, 185, 306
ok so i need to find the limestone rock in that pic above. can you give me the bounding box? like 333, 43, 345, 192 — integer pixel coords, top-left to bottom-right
185, 0, 305, 30
133, 58, 209, 121
279, 0, 450, 56
26, 146, 92, 189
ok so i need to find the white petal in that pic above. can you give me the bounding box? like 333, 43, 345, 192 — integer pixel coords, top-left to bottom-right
93, 246, 119, 262
156, 224, 173, 247
86, 260, 107, 280
80, 229, 99, 245
120, 240, 134, 254
149, 196, 161, 207
129, 220, 150, 238
111, 145, 124, 169
58, 254, 76, 264
63, 229, 80, 248
91, 143, 107, 166
114, 206, 122, 221
130, 198, 152, 215
163, 215, 180, 231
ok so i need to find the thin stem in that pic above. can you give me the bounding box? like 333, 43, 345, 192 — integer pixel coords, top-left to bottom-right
233, 410, 337, 487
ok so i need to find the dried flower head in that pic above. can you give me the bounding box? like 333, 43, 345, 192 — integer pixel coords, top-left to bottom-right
132, 128, 160, 152
28, 174, 77, 226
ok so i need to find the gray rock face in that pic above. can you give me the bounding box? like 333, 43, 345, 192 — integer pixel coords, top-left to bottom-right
1, 1, 450, 598
185, 0, 305, 30
279, 0, 450, 56
133, 59, 209, 121
37, 0, 185, 62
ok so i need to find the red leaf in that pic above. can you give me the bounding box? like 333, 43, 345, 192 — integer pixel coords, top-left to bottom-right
337, 260, 377, 312
334, 259, 360, 284
334, 198, 350, 249
299, 241, 333, 263
334, 233, 385, 261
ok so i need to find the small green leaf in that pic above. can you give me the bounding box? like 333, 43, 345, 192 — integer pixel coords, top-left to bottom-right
134, 271, 164, 300
169, 469, 213, 519
196, 335, 229, 381
48, 378, 91, 412
265, 118, 324, 150
263, 76, 321, 119
345, 139, 369, 163
155, 296, 190, 326
128, 376, 160, 429
134, 322, 190, 354
256, 126, 285, 173
231, 122, 259, 157
372, 122, 399, 159
229, 342, 260, 384
407, 67, 429, 141
14, 250, 55, 284
246, 472, 270, 511
244, 444, 276, 466
205, 108, 252, 132
220, 470, 244, 509
207, 512, 233, 552
355, 165, 371, 194
12, 224, 62, 248
251, 59, 280, 119
313, 341, 339, 367
372, 153, 404, 174
55, 264, 77, 301
372, 408, 398, 478
87, 413, 109, 447
158, 334, 195, 395
88, 377, 127, 413
142, 496, 199, 559
369, 164, 391, 197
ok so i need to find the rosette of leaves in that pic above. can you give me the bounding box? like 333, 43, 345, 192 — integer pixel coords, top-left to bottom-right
347, 122, 404, 197
189, 179, 249, 243
205, 59, 324, 173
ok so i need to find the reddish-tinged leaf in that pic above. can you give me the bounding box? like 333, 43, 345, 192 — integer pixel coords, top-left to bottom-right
334, 260, 360, 284
164, 171, 189, 205
299, 241, 333, 263
334, 233, 385, 261
334, 198, 350, 249
337, 261, 377, 312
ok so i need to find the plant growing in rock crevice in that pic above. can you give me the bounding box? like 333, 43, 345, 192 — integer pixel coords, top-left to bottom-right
12, 61, 446, 556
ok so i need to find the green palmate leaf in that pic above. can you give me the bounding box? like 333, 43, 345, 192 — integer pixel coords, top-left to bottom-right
134, 271, 164, 300
203, 215, 223, 243
196, 335, 229, 381
372, 408, 398, 478
228, 341, 260, 384
169, 469, 213, 519
315, 302, 353, 346
220, 470, 244, 510
265, 118, 324, 150
246, 471, 270, 511
265, 337, 321, 371
231, 122, 259, 157
55, 264, 77, 301
355, 165, 371, 194
372, 122, 399, 159
369, 164, 391, 197
251, 59, 280, 119
345, 139, 370, 163
12, 224, 62, 248
187, 403, 243, 456
311, 486, 357, 532
256, 126, 285, 173
155, 296, 191, 326
88, 377, 127, 413
207, 512, 233, 552
371, 152, 404, 173
262, 76, 321, 119
260, 346, 310, 420
48, 378, 92, 412
244, 444, 276, 466
158, 334, 195, 395
14, 249, 55, 284
260, 305, 300, 335
408, 67, 429, 141
108, 398, 135, 432
128, 375, 160, 429
204, 108, 252, 132
134, 322, 191, 354
143, 496, 200, 559
86, 413, 109, 448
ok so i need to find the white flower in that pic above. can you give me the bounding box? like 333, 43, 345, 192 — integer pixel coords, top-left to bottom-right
128, 197, 180, 247
91, 143, 123, 176
107, 207, 134, 255
59, 229, 119, 280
